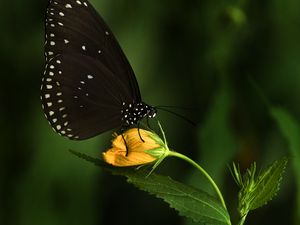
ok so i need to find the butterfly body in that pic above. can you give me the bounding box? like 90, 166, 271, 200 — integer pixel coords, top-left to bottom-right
41, 0, 156, 140
121, 102, 157, 126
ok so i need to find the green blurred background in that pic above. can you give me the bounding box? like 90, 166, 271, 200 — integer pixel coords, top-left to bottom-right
1, 0, 300, 224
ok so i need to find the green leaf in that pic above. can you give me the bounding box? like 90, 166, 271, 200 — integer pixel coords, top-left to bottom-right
234, 157, 288, 217
249, 157, 288, 210
70, 150, 231, 225
127, 172, 230, 225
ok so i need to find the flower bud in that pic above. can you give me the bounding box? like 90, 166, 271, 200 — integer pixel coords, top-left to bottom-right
103, 128, 168, 167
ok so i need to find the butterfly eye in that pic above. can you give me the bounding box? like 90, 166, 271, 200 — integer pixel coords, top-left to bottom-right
41, 0, 156, 140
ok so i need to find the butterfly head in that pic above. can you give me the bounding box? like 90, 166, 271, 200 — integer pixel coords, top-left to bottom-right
146, 106, 157, 118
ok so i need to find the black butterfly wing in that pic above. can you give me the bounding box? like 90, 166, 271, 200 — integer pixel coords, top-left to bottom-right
41, 0, 141, 139
44, 0, 141, 101
41, 53, 132, 139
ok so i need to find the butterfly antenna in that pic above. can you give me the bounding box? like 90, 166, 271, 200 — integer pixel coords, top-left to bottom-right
156, 107, 196, 126
155, 105, 199, 111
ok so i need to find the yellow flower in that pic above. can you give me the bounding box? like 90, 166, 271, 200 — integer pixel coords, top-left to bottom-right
103, 128, 168, 167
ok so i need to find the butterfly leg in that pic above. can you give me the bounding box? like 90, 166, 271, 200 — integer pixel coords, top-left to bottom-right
137, 122, 145, 142
121, 133, 130, 156
120, 126, 130, 156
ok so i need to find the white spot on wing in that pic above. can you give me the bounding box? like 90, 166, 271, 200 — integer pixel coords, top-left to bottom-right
87, 74, 93, 79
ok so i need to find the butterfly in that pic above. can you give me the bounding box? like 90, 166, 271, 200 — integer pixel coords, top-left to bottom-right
41, 0, 157, 140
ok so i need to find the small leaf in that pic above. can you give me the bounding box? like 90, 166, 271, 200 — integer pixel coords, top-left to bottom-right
249, 157, 288, 210
235, 157, 288, 217
70, 150, 231, 225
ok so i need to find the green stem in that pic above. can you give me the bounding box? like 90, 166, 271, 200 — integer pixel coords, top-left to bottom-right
156, 121, 230, 224
168, 150, 228, 211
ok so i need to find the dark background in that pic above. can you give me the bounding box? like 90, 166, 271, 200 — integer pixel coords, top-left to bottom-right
1, 0, 299, 225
